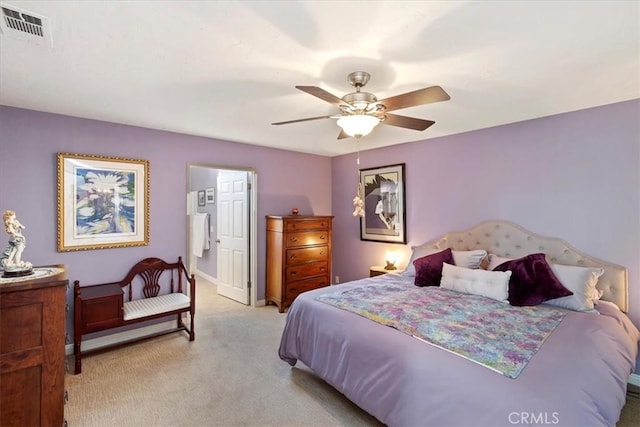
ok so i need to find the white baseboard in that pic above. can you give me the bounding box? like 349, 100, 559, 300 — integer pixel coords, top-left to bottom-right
629, 373, 640, 387
195, 270, 216, 285
65, 320, 176, 356
256, 299, 265, 307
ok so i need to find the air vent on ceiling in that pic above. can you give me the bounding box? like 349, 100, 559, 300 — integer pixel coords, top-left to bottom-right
0, 3, 52, 47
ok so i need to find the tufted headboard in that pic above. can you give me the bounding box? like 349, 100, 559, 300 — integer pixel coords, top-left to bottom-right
421, 220, 629, 312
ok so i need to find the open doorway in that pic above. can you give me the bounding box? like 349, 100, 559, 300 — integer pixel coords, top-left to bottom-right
187, 163, 257, 307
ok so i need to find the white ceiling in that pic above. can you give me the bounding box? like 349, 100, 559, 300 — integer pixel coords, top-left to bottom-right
1, 1, 638, 157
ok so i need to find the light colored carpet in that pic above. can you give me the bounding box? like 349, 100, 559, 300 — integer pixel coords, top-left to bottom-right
65, 278, 381, 427
65, 278, 639, 426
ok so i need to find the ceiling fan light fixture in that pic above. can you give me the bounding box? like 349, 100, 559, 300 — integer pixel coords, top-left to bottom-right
275, 71, 450, 139
337, 115, 380, 137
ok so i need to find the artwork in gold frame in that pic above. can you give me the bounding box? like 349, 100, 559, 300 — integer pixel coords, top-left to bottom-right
56, 152, 150, 252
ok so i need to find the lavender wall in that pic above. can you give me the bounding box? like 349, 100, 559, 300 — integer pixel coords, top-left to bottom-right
331, 99, 640, 335
0, 106, 332, 329
2, 100, 637, 372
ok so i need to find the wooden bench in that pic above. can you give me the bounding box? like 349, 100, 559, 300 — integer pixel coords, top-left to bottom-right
73, 257, 195, 374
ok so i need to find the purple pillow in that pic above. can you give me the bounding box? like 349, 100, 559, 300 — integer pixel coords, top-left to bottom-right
493, 253, 573, 306
413, 248, 454, 287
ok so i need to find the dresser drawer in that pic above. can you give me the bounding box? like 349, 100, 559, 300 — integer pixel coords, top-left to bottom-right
286, 261, 328, 281
285, 231, 330, 248
287, 246, 329, 264
285, 276, 330, 301
1, 295, 43, 355
286, 219, 330, 232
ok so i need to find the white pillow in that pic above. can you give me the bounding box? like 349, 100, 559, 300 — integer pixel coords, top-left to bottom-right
401, 247, 487, 277
453, 250, 488, 270
440, 263, 511, 302
544, 264, 604, 312
486, 254, 513, 270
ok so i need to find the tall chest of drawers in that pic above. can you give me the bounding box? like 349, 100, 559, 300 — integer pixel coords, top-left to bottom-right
0, 266, 68, 427
266, 215, 333, 312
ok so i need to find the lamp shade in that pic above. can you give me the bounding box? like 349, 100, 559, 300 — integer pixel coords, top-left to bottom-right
337, 115, 380, 137
384, 250, 399, 270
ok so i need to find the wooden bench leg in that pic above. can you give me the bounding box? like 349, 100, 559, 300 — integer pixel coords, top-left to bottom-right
189, 312, 195, 341
74, 337, 82, 374
177, 313, 184, 330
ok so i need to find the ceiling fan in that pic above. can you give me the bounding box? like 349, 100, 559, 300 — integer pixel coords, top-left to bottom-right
272, 71, 450, 139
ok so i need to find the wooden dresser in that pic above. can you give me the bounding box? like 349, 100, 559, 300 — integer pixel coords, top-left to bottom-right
1, 266, 68, 427
266, 215, 333, 312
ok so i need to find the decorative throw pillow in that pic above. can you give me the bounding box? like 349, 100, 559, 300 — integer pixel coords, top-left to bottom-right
440, 263, 511, 302
487, 254, 513, 271
413, 248, 454, 287
401, 245, 438, 277
493, 253, 573, 306
452, 250, 488, 270
544, 264, 604, 312
402, 246, 487, 277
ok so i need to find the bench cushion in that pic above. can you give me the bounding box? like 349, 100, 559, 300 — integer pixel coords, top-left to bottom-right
123, 293, 191, 321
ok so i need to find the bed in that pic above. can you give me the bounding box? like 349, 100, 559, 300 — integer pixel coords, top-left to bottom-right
278, 220, 640, 426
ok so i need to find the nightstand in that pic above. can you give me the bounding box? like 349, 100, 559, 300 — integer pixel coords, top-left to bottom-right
370, 266, 391, 277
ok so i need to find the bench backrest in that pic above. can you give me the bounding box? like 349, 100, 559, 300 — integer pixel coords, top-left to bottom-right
118, 257, 189, 302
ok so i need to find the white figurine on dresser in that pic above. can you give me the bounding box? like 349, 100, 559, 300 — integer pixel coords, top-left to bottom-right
0, 210, 33, 277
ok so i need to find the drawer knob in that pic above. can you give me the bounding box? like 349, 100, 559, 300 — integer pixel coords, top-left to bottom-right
290, 271, 297, 276
320, 267, 325, 271
290, 254, 297, 260
320, 235, 326, 240
319, 251, 325, 255
290, 237, 298, 242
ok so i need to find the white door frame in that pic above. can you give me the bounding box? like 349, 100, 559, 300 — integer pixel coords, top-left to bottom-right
187, 163, 258, 308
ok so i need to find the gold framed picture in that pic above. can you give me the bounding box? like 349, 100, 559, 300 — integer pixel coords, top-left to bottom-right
57, 152, 150, 252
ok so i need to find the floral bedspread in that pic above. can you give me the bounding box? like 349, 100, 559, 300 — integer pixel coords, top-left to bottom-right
314, 283, 566, 378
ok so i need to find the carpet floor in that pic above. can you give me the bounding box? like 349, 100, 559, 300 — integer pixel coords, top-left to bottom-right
65, 278, 639, 426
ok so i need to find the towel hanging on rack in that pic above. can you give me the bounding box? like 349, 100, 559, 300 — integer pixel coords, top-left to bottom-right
192, 213, 210, 258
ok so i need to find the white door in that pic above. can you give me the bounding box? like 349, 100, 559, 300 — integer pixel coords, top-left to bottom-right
216, 171, 250, 304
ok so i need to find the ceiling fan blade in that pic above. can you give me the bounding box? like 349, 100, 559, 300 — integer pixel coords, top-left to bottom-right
337, 129, 351, 140
296, 86, 348, 106
272, 115, 333, 125
377, 86, 450, 112
380, 113, 435, 131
